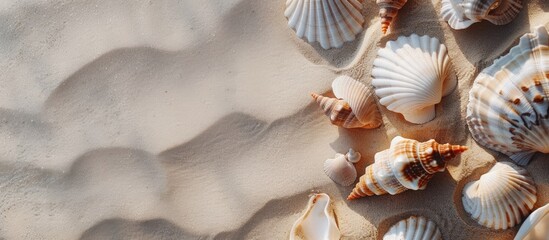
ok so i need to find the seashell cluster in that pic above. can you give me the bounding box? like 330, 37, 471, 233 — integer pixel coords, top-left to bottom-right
462, 162, 537, 230
285, 0, 365, 49
290, 193, 340, 240
384, 216, 442, 240
324, 148, 361, 186
371, 34, 456, 124
376, 0, 408, 34
466, 26, 549, 165
441, 0, 522, 30
312, 75, 383, 129
348, 136, 467, 200
515, 203, 549, 240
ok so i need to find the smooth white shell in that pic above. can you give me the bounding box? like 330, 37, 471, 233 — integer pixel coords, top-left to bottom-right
284, 0, 365, 49
290, 193, 340, 240
346, 148, 362, 163
371, 34, 455, 124
324, 153, 357, 186
466, 26, 549, 165
441, 0, 522, 30
515, 203, 549, 240
383, 216, 442, 240
462, 162, 537, 230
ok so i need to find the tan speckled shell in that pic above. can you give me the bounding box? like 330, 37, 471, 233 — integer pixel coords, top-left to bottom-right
348, 136, 467, 200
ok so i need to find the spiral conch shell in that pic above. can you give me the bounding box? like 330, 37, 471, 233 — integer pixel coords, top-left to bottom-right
462, 162, 537, 230
312, 76, 382, 129
348, 136, 467, 200
324, 148, 361, 186
285, 0, 365, 49
466, 26, 549, 165
383, 216, 442, 240
441, 0, 522, 30
515, 203, 549, 240
290, 193, 340, 240
371, 34, 456, 124
376, 0, 408, 34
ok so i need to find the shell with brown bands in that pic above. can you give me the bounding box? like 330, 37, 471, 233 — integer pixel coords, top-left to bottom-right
348, 136, 467, 200
377, 0, 408, 34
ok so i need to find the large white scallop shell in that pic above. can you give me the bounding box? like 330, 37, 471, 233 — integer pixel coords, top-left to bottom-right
290, 193, 340, 240
312, 75, 383, 129
466, 26, 549, 165
441, 0, 522, 30
284, 0, 365, 49
371, 34, 456, 124
324, 149, 360, 186
462, 162, 537, 230
515, 203, 549, 240
383, 216, 442, 240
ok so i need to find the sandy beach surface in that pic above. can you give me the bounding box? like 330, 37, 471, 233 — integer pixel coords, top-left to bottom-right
0, 0, 548, 239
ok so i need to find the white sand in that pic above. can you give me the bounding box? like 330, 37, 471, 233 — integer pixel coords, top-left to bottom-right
0, 0, 548, 239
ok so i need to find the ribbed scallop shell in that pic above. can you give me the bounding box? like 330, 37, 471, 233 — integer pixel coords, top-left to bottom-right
466, 26, 549, 165
376, 0, 408, 34
515, 203, 549, 240
348, 136, 467, 200
312, 75, 382, 128
290, 193, 340, 240
462, 162, 537, 230
324, 149, 359, 186
285, 0, 365, 49
371, 34, 456, 124
441, 0, 522, 30
383, 216, 442, 240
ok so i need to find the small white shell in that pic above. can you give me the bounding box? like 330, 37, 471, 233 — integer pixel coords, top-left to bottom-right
462, 162, 537, 230
371, 34, 455, 124
515, 203, 549, 240
383, 216, 442, 240
324, 149, 360, 186
346, 148, 362, 163
441, 0, 522, 30
290, 193, 340, 240
466, 26, 549, 165
284, 0, 365, 49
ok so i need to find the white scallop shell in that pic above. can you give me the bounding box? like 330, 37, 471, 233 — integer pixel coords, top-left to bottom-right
515, 203, 549, 240
462, 162, 537, 230
441, 0, 522, 30
383, 216, 442, 240
371, 34, 456, 124
284, 0, 365, 49
466, 26, 549, 165
324, 149, 360, 186
290, 193, 340, 240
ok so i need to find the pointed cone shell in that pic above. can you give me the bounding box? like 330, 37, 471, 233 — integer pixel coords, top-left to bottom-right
290, 193, 340, 240
383, 216, 442, 240
284, 0, 365, 49
372, 34, 455, 124
346, 148, 362, 163
312, 76, 382, 128
441, 0, 522, 30
466, 26, 549, 165
462, 162, 537, 230
376, 0, 408, 34
515, 203, 549, 240
324, 153, 357, 186
348, 136, 467, 200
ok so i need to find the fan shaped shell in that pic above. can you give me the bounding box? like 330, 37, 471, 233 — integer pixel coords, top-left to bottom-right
290, 193, 340, 240
312, 75, 382, 128
466, 26, 549, 165
324, 152, 357, 186
383, 216, 442, 240
441, 0, 522, 30
515, 203, 549, 240
284, 0, 365, 49
371, 34, 456, 124
462, 162, 537, 230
